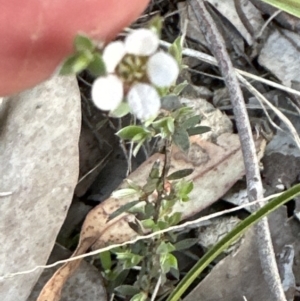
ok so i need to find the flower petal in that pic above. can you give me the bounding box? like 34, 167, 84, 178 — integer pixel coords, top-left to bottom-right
147, 52, 179, 87
102, 41, 126, 73
127, 83, 161, 120
125, 29, 159, 56
92, 75, 123, 111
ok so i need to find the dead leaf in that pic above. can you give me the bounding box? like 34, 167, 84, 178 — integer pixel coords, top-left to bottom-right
258, 29, 300, 88
27, 244, 107, 301
0, 75, 81, 301
37, 131, 266, 301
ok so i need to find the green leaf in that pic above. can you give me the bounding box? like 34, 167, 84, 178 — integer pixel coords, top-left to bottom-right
161, 95, 182, 111
174, 238, 199, 251
144, 203, 155, 218
141, 218, 155, 229
59, 51, 93, 75
168, 36, 183, 66
130, 292, 148, 301
112, 188, 139, 198
107, 269, 130, 292
182, 115, 201, 129
115, 285, 140, 296
167, 168, 194, 180
172, 80, 188, 96
160, 253, 178, 274
167, 212, 182, 226
87, 53, 106, 77
167, 183, 300, 301
99, 251, 112, 271
173, 128, 190, 153
116, 126, 150, 140
109, 102, 130, 118
187, 126, 211, 136
260, 0, 300, 18
156, 242, 176, 254
133, 139, 146, 157
148, 15, 163, 36
152, 117, 175, 137
108, 200, 140, 221
178, 181, 194, 201
74, 34, 95, 52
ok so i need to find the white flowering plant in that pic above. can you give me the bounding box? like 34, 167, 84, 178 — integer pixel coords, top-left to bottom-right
60, 17, 210, 301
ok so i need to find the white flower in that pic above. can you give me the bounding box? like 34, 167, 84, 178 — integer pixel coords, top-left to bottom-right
102, 41, 126, 73
92, 74, 123, 111
147, 52, 179, 87
91, 29, 180, 120
127, 83, 161, 120
125, 29, 159, 56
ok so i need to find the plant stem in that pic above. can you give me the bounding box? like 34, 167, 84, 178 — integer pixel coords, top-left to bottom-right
188, 0, 286, 300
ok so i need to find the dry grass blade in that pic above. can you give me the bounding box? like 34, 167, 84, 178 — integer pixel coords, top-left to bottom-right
237, 73, 300, 150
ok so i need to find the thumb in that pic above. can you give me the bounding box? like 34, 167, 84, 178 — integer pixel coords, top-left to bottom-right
0, 0, 149, 96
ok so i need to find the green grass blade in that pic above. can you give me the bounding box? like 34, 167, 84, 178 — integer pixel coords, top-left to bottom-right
167, 183, 300, 301
260, 0, 300, 18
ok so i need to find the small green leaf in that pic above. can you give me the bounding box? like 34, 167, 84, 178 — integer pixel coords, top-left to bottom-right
167, 168, 194, 180
179, 181, 194, 201
167, 212, 182, 226
142, 178, 158, 195
187, 126, 211, 136
112, 188, 139, 198
74, 34, 95, 52
130, 292, 148, 301
169, 36, 183, 66
144, 203, 155, 218
182, 115, 201, 129
133, 139, 146, 157
99, 251, 112, 271
173, 128, 190, 153
161, 95, 182, 111
157, 220, 169, 230
172, 80, 188, 95
160, 253, 178, 274
126, 179, 142, 191
108, 200, 140, 221
115, 285, 140, 296
141, 218, 155, 229
116, 126, 149, 140
156, 242, 176, 254
174, 238, 199, 251
149, 160, 160, 179
148, 15, 163, 36
87, 53, 106, 77
109, 102, 130, 118
59, 51, 93, 75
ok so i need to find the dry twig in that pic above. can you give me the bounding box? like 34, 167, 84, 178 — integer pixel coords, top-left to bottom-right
188, 0, 286, 300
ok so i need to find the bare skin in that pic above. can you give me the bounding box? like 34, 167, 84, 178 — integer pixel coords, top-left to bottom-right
0, 0, 149, 96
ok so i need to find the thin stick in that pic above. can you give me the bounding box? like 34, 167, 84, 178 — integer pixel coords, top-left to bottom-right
188, 1, 286, 300
159, 40, 300, 97
237, 73, 300, 149
150, 275, 162, 301
0, 193, 282, 280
